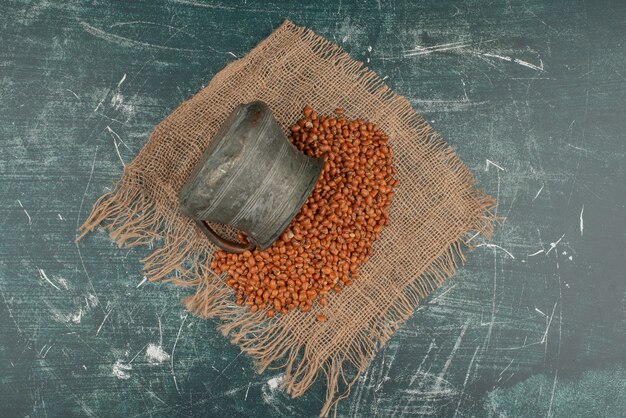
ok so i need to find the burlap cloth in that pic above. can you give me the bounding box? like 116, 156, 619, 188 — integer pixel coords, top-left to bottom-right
78, 20, 496, 416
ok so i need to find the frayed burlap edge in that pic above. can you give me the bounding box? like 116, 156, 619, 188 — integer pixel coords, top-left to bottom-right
78, 20, 496, 417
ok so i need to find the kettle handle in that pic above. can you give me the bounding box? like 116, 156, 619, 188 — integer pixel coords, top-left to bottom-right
195, 220, 256, 254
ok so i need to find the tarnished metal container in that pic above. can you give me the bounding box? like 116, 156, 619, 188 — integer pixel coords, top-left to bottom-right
180, 101, 323, 253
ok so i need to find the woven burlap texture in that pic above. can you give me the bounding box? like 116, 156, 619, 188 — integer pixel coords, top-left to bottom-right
78, 20, 496, 416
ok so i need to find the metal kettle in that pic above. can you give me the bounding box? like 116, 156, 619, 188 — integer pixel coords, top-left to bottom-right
179, 101, 323, 253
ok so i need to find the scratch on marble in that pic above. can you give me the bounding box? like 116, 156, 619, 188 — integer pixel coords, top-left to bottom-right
110, 21, 199, 40
128, 343, 149, 364
453, 345, 480, 418
498, 358, 514, 379
96, 308, 113, 335
409, 339, 436, 387
158, 316, 163, 346
95, 112, 128, 126
244, 381, 251, 401
38, 268, 61, 291
475, 243, 515, 259
79, 21, 200, 53
430, 284, 457, 304
404, 39, 495, 57
485, 159, 505, 171
547, 283, 563, 417
566, 143, 590, 152
461, 78, 469, 101
137, 276, 148, 288
171, 313, 188, 394
17, 200, 32, 225
579, 205, 584, 236
66, 89, 81, 100
532, 183, 544, 201
434, 320, 470, 392
172, 0, 242, 11
466, 231, 482, 243
75, 147, 101, 306
1, 285, 22, 332
38, 343, 54, 358
106, 126, 130, 151
375, 342, 399, 393
404, 41, 470, 56
484, 244, 499, 349
76, 146, 98, 233
94, 90, 108, 112
545, 234, 565, 256
112, 137, 125, 167
482, 52, 544, 72
116, 73, 126, 88
541, 302, 558, 344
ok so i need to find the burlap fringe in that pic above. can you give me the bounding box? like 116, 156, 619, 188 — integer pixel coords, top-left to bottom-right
77, 20, 497, 417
